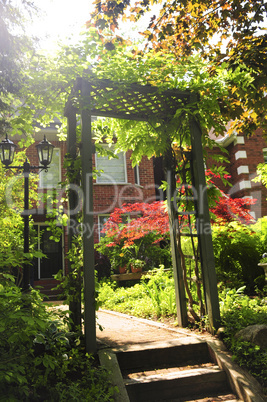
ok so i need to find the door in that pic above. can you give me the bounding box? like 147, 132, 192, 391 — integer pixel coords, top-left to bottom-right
34, 225, 63, 280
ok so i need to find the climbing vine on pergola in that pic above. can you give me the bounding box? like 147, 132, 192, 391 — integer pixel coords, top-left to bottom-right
65, 75, 220, 353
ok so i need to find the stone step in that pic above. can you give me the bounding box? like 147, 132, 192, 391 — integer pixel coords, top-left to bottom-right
98, 313, 267, 402
116, 338, 212, 373
124, 365, 232, 401
34, 280, 63, 301
112, 339, 239, 401
123, 362, 216, 379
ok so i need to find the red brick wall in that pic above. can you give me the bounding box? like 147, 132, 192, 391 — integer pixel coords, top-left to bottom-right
25, 141, 156, 245
206, 130, 267, 219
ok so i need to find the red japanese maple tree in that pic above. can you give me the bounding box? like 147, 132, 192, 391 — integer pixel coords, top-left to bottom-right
102, 201, 169, 247
102, 193, 255, 248
205, 170, 256, 224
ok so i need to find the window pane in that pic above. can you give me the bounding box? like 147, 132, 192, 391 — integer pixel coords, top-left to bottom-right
98, 215, 110, 238
39, 148, 61, 188
96, 149, 126, 183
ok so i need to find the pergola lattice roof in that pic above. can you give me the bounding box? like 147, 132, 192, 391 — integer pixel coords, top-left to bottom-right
66, 77, 192, 121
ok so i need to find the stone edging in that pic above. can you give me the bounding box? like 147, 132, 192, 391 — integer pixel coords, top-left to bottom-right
207, 338, 266, 402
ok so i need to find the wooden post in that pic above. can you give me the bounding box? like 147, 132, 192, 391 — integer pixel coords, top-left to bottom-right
164, 144, 188, 327
80, 79, 97, 354
65, 105, 82, 329
189, 95, 221, 331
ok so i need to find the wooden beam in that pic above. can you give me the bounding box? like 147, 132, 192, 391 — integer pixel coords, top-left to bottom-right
80, 79, 97, 354
189, 95, 221, 331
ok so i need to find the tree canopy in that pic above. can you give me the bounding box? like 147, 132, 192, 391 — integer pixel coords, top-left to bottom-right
0, 0, 38, 138
88, 0, 267, 136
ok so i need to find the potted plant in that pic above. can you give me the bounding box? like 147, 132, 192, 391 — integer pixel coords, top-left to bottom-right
95, 236, 129, 274
129, 258, 145, 273
126, 241, 146, 273
114, 252, 129, 274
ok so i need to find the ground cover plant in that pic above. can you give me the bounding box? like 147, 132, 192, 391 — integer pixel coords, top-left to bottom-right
0, 279, 115, 401
98, 267, 176, 319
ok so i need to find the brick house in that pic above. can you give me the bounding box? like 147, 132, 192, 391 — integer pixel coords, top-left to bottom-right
19, 124, 156, 291
206, 128, 267, 220
11, 122, 267, 293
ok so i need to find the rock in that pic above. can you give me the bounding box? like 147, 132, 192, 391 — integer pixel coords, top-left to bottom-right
235, 324, 267, 349
216, 327, 225, 339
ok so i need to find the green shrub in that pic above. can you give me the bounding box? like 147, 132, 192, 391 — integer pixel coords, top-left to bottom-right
98, 278, 154, 317
0, 280, 114, 401
141, 267, 176, 318
212, 222, 265, 293
252, 216, 267, 247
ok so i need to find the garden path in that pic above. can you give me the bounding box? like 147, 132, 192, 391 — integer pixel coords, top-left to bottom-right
96, 309, 201, 348
50, 305, 265, 400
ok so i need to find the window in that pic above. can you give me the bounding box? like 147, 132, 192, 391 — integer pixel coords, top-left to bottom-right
98, 213, 129, 240
95, 146, 127, 184
39, 148, 61, 188
98, 214, 110, 239
263, 148, 267, 164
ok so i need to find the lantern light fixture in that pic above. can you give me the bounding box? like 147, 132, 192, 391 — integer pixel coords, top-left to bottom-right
36, 135, 54, 168
0, 134, 54, 169
0, 132, 54, 292
0, 134, 17, 167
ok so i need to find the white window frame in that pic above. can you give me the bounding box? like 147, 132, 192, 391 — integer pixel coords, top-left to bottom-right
95, 145, 127, 184
263, 148, 267, 164
39, 147, 61, 189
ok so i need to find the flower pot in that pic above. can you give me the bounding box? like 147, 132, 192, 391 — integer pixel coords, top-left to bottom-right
119, 265, 127, 274
130, 264, 142, 273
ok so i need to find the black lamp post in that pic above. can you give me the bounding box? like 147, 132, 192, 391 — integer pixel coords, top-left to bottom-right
0, 134, 54, 291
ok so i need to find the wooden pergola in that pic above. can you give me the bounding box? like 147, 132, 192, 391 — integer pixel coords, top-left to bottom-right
64, 76, 220, 354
